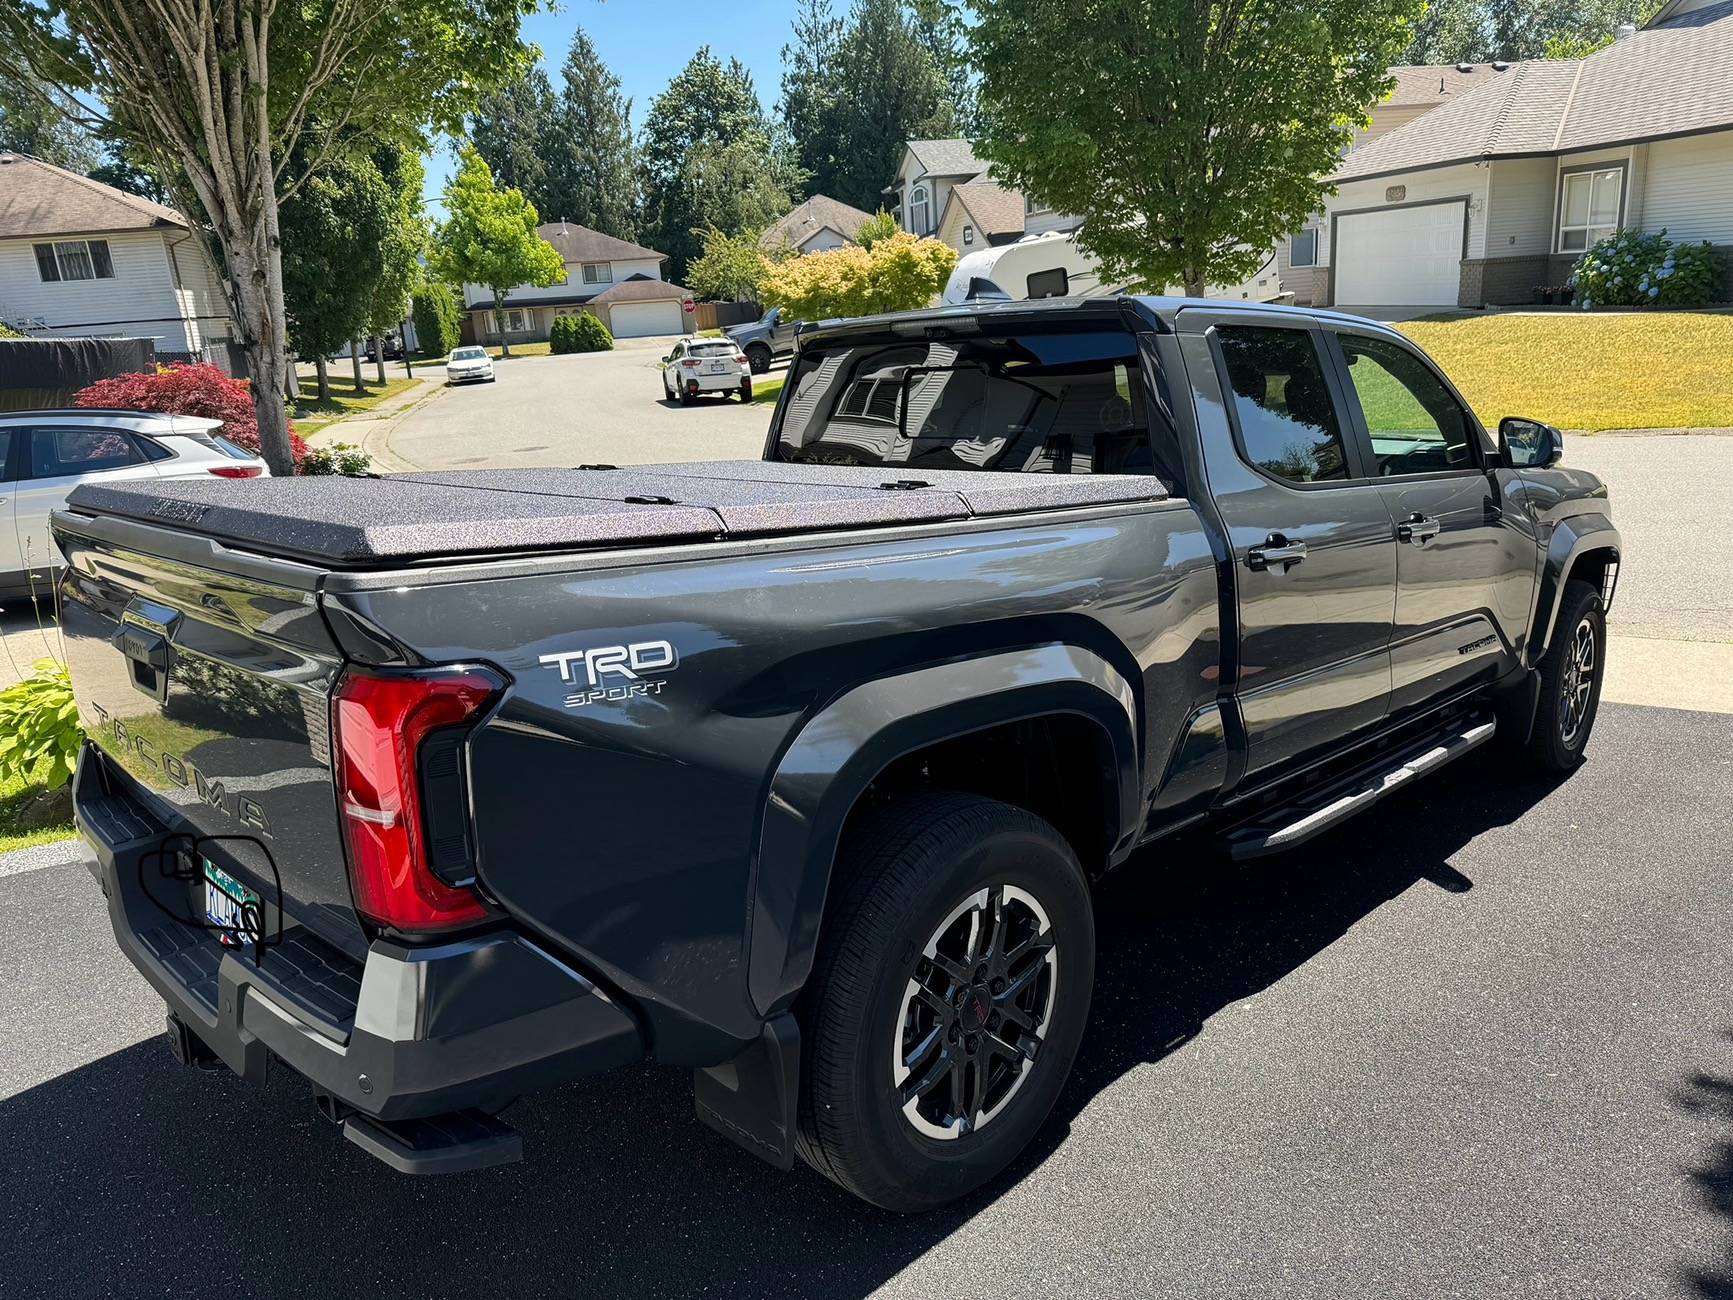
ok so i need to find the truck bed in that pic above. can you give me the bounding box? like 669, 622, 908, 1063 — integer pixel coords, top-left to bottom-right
64, 460, 1169, 567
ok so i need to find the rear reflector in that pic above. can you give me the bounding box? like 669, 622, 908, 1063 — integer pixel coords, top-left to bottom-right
332, 668, 501, 932
208, 464, 263, 478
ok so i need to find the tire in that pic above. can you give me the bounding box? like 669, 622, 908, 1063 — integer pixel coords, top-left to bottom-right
679, 383, 693, 406
746, 343, 772, 375
1521, 578, 1606, 774
739, 380, 753, 402
795, 792, 1094, 1212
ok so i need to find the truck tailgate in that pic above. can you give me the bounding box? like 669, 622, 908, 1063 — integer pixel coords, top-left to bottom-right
54, 513, 366, 961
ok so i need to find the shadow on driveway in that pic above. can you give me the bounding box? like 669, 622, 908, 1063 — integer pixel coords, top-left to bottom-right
0, 759, 1559, 1299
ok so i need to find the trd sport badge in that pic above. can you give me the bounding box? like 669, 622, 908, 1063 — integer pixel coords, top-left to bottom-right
538, 639, 678, 708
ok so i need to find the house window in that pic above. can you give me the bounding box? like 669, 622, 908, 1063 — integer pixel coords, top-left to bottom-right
487, 308, 528, 334
1558, 166, 1623, 253
962, 224, 974, 246
910, 185, 930, 235
1025, 194, 1050, 216
581, 262, 612, 285
1289, 229, 1318, 268
33, 239, 115, 283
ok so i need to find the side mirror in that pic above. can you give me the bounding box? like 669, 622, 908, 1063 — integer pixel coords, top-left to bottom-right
660, 355, 671, 364
1499, 416, 1564, 468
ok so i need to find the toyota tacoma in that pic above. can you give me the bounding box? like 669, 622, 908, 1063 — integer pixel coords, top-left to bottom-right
54, 297, 1619, 1211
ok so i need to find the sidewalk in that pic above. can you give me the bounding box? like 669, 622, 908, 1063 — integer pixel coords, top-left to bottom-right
301, 374, 441, 472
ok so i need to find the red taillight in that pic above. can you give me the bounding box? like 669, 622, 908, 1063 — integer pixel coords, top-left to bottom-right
332, 668, 500, 932
208, 464, 263, 478
734, 355, 748, 366
680, 359, 700, 368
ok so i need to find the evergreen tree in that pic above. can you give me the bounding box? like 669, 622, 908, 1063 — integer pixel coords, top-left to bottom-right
469, 68, 560, 216
547, 27, 640, 238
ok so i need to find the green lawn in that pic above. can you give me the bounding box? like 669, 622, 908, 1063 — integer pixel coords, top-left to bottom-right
752, 372, 787, 405
290, 376, 418, 438
1393, 312, 1733, 431
0, 762, 74, 855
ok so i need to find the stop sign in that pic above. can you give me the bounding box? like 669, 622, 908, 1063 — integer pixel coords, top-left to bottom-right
682, 298, 696, 314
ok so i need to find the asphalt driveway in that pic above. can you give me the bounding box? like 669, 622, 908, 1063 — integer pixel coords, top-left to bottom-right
1, 703, 1730, 1299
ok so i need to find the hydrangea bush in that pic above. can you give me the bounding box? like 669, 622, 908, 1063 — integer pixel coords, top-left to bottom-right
1573, 229, 1722, 309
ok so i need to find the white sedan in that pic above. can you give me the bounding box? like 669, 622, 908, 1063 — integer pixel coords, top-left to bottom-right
446, 346, 497, 385
0, 410, 268, 600
662, 338, 752, 404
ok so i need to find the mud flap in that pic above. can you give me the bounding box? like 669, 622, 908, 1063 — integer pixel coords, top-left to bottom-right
694, 1012, 800, 1171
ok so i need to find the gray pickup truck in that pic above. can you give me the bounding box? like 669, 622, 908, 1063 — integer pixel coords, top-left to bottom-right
54, 296, 1618, 1211
725, 305, 799, 373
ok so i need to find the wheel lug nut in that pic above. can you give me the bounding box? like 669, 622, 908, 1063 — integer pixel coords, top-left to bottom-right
975, 966, 988, 982
991, 977, 1005, 994
948, 1025, 960, 1043
987, 1012, 1000, 1029
965, 1036, 979, 1053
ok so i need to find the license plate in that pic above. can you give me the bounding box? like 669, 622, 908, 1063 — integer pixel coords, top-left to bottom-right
703, 361, 729, 374
204, 861, 260, 947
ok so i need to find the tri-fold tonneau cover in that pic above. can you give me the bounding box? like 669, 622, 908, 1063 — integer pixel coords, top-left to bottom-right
63, 459, 1169, 567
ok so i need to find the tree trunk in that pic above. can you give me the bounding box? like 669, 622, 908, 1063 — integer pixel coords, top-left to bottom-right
372, 335, 387, 384
401, 318, 414, 379
1183, 273, 1206, 298
493, 289, 511, 358
349, 339, 364, 392
314, 355, 330, 402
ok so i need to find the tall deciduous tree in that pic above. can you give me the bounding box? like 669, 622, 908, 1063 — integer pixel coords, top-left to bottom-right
780, 0, 957, 213
547, 27, 640, 239
686, 226, 781, 302
280, 148, 391, 400
366, 143, 428, 381
0, 0, 534, 475
0, 81, 100, 172
1403, 0, 1656, 62
970, 0, 1421, 296
641, 49, 802, 279
429, 146, 564, 358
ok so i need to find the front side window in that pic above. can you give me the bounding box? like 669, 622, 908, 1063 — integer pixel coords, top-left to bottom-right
774, 330, 1167, 478
910, 185, 930, 235
1290, 229, 1318, 268
28, 427, 145, 478
32, 239, 114, 283
1558, 167, 1622, 253
1338, 334, 1475, 476
1215, 325, 1349, 484
582, 262, 612, 284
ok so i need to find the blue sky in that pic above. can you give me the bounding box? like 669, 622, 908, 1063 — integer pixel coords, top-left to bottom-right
421, 0, 799, 214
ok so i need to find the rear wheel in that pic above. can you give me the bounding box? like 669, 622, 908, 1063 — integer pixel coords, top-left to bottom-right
795, 792, 1094, 1212
1521, 578, 1606, 774
678, 381, 693, 406
746, 343, 772, 375
739, 379, 753, 402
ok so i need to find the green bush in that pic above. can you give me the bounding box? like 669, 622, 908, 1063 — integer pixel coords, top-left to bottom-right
549, 311, 614, 354
300, 441, 373, 476
0, 660, 82, 787
411, 283, 462, 357
1574, 229, 1722, 309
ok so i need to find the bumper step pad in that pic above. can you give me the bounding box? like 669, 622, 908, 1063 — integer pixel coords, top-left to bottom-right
342, 1109, 523, 1175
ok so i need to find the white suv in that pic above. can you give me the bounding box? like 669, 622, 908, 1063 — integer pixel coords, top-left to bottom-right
662, 338, 752, 404
0, 409, 269, 599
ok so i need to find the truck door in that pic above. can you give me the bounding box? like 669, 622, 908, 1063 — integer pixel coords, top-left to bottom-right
1177, 311, 1398, 784
1322, 326, 1537, 716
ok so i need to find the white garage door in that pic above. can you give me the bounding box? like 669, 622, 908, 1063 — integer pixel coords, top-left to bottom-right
608, 300, 685, 339
1334, 202, 1465, 307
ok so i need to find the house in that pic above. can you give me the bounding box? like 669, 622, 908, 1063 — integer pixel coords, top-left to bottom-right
761, 195, 874, 254
0, 151, 236, 364
460, 222, 687, 342
1311, 0, 1733, 309
883, 139, 990, 243
935, 181, 1027, 253
883, 137, 1089, 260
1280, 62, 1501, 300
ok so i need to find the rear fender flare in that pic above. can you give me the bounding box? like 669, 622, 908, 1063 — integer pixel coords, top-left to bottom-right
747, 644, 1139, 1017
1529, 515, 1621, 665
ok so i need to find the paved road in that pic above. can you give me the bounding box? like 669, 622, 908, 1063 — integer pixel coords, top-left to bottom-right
386, 336, 775, 471
2, 703, 1730, 1299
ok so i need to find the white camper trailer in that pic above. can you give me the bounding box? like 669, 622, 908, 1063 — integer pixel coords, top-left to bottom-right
941, 228, 1286, 305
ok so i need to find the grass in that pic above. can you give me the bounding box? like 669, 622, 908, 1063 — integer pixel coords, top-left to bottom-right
1392, 311, 1733, 431
752, 372, 787, 405
289, 375, 418, 438
0, 762, 74, 855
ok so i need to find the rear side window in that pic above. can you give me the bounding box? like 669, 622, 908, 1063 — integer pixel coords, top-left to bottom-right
774, 330, 1165, 478
0, 429, 12, 480
27, 427, 147, 478
1215, 325, 1350, 484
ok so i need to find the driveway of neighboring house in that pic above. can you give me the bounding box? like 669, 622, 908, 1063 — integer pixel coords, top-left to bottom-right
383, 335, 775, 472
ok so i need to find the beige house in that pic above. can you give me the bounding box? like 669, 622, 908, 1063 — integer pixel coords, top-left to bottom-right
461, 222, 689, 342
1311, 0, 1733, 309
761, 195, 875, 254
0, 151, 235, 364
935, 181, 1027, 253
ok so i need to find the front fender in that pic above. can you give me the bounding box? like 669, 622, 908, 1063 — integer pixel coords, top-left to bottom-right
1529, 513, 1621, 665
747, 644, 1139, 1016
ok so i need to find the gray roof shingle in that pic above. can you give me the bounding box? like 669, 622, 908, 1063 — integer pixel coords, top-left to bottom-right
760, 195, 875, 251
0, 151, 187, 240
943, 181, 1026, 242
538, 222, 664, 265
906, 139, 987, 178
1337, 2, 1733, 181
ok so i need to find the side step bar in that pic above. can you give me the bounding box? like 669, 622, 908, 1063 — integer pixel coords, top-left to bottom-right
342, 1109, 523, 1175
1223, 718, 1498, 860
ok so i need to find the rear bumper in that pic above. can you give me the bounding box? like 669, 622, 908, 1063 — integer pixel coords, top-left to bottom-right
73, 746, 644, 1128
682, 371, 748, 392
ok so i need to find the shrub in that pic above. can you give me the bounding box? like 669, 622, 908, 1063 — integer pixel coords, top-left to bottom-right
549, 311, 613, 354
1574, 228, 1722, 309
0, 660, 82, 787
760, 231, 957, 322
411, 282, 462, 357
74, 363, 308, 467
0, 321, 23, 339
299, 442, 373, 476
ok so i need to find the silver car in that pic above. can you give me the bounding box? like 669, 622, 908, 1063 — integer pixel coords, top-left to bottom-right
0, 408, 268, 599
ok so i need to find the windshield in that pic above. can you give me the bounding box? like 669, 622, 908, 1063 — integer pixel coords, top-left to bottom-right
451, 347, 486, 361
772, 329, 1169, 479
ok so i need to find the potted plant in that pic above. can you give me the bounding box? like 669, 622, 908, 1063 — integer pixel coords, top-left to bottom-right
1532, 285, 1549, 305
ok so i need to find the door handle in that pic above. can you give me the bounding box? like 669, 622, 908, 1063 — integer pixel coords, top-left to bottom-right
1397, 513, 1441, 544
1247, 534, 1307, 572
